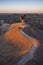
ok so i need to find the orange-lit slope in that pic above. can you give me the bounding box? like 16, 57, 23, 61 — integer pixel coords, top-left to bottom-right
4, 23, 39, 56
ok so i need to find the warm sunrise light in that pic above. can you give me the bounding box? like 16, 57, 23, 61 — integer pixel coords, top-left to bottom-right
0, 0, 43, 13
4, 23, 39, 56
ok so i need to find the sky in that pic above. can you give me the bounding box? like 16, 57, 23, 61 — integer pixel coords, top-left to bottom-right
0, 0, 43, 13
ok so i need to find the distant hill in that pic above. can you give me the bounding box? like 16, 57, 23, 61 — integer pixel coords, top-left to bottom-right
0, 13, 43, 30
